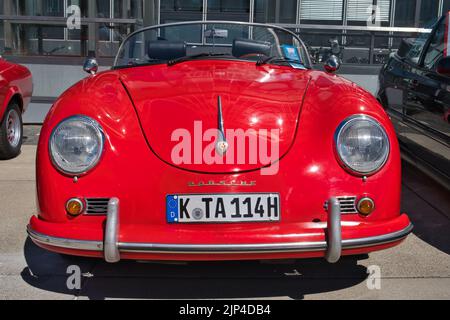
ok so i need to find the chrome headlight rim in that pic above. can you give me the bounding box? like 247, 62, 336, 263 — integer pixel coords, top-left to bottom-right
334, 114, 390, 176
49, 115, 105, 176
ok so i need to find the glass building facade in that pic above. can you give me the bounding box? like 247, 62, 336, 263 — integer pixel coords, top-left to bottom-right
1, 0, 449, 64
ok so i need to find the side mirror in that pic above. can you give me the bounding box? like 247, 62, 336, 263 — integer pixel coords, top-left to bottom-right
324, 55, 341, 73
436, 56, 450, 77
83, 58, 98, 75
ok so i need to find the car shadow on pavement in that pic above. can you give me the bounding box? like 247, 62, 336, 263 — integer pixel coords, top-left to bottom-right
402, 162, 450, 256
21, 238, 369, 300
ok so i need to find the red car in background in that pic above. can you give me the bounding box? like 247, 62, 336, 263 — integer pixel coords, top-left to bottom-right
0, 57, 33, 159
28, 22, 412, 264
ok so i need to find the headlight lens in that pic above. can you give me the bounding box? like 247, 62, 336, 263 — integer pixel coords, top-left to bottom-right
335, 115, 390, 175
50, 116, 104, 175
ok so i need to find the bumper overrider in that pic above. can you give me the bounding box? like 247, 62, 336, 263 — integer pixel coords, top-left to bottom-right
27, 198, 413, 263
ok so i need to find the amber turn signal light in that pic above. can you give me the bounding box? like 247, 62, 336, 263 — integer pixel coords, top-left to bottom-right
66, 198, 84, 216
357, 197, 375, 216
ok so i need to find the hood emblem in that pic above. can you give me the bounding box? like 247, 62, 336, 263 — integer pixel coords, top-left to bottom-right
216, 96, 229, 156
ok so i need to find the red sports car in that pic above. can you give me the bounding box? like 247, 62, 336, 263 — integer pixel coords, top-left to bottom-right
0, 57, 32, 159
28, 22, 412, 264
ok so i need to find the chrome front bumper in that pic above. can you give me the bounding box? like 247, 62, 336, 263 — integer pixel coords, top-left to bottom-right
27, 198, 413, 264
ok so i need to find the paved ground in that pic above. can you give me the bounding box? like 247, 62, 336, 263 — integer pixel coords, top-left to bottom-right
0, 126, 449, 300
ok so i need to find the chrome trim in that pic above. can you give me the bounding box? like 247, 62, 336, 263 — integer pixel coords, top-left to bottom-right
113, 20, 312, 68
6, 108, 22, 148
85, 198, 110, 215
118, 224, 412, 254
325, 198, 342, 263
104, 198, 120, 263
83, 58, 99, 75
49, 115, 105, 176
216, 96, 229, 156
343, 223, 414, 248
27, 226, 103, 251
277, 23, 432, 33
118, 241, 326, 254
27, 223, 413, 256
334, 114, 390, 176
324, 196, 358, 214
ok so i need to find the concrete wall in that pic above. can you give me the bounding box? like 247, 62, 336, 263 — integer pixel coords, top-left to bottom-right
22, 64, 380, 124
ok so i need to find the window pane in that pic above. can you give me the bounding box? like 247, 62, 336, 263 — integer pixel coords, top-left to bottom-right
394, 0, 416, 27
300, 0, 343, 23
67, 0, 86, 41
43, 0, 65, 16
112, 1, 143, 42
114, 0, 143, 18
208, 0, 249, 12
96, 0, 110, 17
207, 0, 250, 22
405, 34, 428, 64
420, 0, 440, 27
160, 0, 203, 43
0, 0, 3, 50
160, 0, 203, 21
9, 0, 65, 39
9, 24, 82, 56
423, 18, 445, 69
96, 0, 111, 41
254, 0, 297, 24
347, 0, 390, 22
444, 0, 450, 15
161, 0, 203, 11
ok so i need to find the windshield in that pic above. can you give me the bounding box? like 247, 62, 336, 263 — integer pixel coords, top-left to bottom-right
114, 21, 311, 69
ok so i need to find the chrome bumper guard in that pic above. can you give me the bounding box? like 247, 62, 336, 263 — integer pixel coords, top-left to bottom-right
104, 198, 120, 263
28, 197, 413, 264
325, 198, 342, 263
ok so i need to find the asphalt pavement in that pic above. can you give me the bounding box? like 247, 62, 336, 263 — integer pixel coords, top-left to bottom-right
0, 126, 449, 300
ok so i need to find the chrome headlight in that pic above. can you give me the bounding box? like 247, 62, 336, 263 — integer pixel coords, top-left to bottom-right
335, 115, 390, 175
50, 116, 104, 175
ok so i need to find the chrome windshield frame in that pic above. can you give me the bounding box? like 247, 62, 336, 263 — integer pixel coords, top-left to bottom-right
113, 20, 312, 69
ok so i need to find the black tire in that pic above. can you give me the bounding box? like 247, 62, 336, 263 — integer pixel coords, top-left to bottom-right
0, 102, 23, 160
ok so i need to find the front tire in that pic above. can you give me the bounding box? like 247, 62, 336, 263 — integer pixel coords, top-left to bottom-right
0, 103, 23, 160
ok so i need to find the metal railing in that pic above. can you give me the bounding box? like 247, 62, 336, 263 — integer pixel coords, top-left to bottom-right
0, 17, 433, 64
0, 15, 143, 58
276, 24, 432, 65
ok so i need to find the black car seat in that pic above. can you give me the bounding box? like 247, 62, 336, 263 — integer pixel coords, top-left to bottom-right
232, 38, 272, 58
148, 41, 187, 60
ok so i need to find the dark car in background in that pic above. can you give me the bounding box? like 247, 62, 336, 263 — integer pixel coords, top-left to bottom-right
378, 14, 450, 190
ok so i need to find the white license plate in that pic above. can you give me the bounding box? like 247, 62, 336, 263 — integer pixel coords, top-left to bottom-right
166, 194, 280, 223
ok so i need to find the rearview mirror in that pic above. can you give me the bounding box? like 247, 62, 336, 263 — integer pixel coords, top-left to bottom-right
436, 56, 450, 77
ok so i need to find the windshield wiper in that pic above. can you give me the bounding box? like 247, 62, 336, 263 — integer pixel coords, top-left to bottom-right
256, 56, 305, 67
168, 53, 229, 66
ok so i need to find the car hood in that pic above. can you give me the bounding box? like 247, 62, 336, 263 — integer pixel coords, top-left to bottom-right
118, 60, 310, 173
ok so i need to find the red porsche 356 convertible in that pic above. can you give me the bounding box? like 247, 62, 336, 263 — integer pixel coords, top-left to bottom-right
28, 22, 412, 263
0, 57, 32, 159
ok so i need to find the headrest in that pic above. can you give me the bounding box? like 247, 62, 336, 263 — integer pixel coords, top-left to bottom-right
232, 38, 272, 58
148, 41, 187, 60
